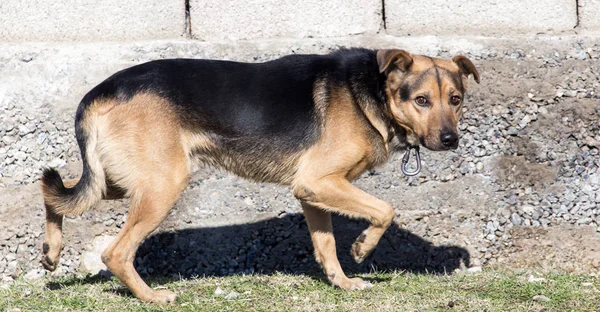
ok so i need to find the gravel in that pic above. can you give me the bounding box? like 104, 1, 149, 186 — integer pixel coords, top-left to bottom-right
0, 36, 599, 282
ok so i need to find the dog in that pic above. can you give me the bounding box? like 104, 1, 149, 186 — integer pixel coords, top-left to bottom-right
40, 48, 479, 303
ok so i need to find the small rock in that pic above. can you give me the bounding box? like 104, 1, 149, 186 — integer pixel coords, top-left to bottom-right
476, 162, 484, 171
1, 275, 14, 283
37, 133, 47, 145
81, 235, 115, 274
467, 266, 482, 273
584, 137, 599, 148
18, 125, 35, 136
519, 115, 532, 128
48, 158, 67, 168
522, 206, 535, 215
14, 151, 27, 161
532, 295, 550, 302
511, 213, 522, 226
2, 136, 15, 145
244, 197, 255, 206
527, 275, 546, 282
224, 291, 240, 299
214, 286, 225, 296
24, 269, 45, 280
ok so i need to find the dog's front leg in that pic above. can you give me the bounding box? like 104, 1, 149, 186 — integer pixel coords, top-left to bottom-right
295, 175, 395, 289
300, 202, 372, 290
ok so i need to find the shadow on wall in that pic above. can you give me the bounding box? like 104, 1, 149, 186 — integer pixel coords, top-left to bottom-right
133, 213, 471, 279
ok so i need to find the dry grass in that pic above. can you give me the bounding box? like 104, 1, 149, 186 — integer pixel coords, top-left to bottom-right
1, 269, 599, 311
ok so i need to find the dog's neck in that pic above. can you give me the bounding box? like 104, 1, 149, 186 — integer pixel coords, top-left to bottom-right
388, 124, 411, 152
341, 49, 413, 154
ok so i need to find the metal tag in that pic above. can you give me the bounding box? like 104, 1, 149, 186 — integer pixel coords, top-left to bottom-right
401, 146, 421, 176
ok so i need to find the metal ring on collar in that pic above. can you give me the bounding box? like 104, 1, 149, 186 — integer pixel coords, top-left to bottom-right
401, 146, 421, 176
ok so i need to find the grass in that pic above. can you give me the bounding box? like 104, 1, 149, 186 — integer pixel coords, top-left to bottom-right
1, 270, 599, 311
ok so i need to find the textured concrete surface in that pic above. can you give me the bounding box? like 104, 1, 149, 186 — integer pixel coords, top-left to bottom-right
580, 0, 600, 30
0, 0, 596, 42
384, 0, 578, 36
0, 0, 186, 42
190, 0, 382, 40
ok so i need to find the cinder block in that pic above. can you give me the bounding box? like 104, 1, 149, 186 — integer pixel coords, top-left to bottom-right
580, 0, 600, 30
0, 0, 185, 42
385, 0, 577, 36
190, 0, 382, 40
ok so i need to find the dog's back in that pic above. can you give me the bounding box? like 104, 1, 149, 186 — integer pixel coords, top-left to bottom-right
86, 56, 328, 138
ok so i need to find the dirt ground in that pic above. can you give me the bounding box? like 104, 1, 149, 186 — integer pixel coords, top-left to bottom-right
0, 35, 599, 281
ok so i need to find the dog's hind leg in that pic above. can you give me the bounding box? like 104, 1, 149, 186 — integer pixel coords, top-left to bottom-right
301, 202, 373, 290
99, 142, 189, 303
95, 94, 191, 303
101, 181, 185, 303
42, 178, 126, 271
41, 178, 77, 271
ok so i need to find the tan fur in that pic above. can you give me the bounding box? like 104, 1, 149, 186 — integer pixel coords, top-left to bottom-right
384, 54, 474, 151
95, 94, 190, 303
291, 86, 394, 289
312, 78, 329, 128
92, 94, 189, 196
42, 51, 479, 302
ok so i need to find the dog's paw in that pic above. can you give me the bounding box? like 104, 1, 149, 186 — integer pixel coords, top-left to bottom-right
41, 242, 59, 271
351, 230, 373, 263
145, 289, 177, 303
337, 277, 373, 290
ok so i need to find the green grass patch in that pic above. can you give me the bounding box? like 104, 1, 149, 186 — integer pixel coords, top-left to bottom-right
1, 270, 598, 311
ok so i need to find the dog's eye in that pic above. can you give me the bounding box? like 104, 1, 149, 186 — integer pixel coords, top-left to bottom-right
415, 96, 428, 106
450, 95, 462, 105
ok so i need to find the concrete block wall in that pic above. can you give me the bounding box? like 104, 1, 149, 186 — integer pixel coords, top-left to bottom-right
0, 0, 598, 42
580, 0, 600, 30
189, 0, 382, 41
384, 0, 578, 36
0, 0, 185, 42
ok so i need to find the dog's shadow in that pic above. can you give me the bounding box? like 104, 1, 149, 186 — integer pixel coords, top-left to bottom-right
134, 213, 470, 279
46, 213, 470, 292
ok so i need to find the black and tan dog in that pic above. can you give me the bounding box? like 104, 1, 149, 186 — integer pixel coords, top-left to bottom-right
40, 48, 479, 303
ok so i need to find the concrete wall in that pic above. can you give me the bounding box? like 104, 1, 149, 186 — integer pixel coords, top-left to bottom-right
580, 0, 600, 30
189, 0, 382, 40
0, 0, 185, 42
385, 0, 577, 36
0, 0, 598, 42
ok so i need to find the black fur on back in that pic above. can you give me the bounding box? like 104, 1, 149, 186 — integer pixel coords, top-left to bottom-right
76, 48, 391, 181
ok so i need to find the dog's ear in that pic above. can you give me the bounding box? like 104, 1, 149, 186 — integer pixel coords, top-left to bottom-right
377, 49, 413, 73
452, 55, 480, 84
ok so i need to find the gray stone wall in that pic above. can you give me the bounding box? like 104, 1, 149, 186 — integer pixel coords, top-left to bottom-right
0, 1, 598, 42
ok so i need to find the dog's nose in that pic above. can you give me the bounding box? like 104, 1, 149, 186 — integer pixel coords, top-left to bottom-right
440, 131, 458, 148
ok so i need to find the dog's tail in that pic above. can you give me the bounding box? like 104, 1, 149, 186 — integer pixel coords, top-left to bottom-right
41, 102, 106, 216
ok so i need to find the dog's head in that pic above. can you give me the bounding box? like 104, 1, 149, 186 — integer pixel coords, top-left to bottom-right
377, 49, 480, 151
